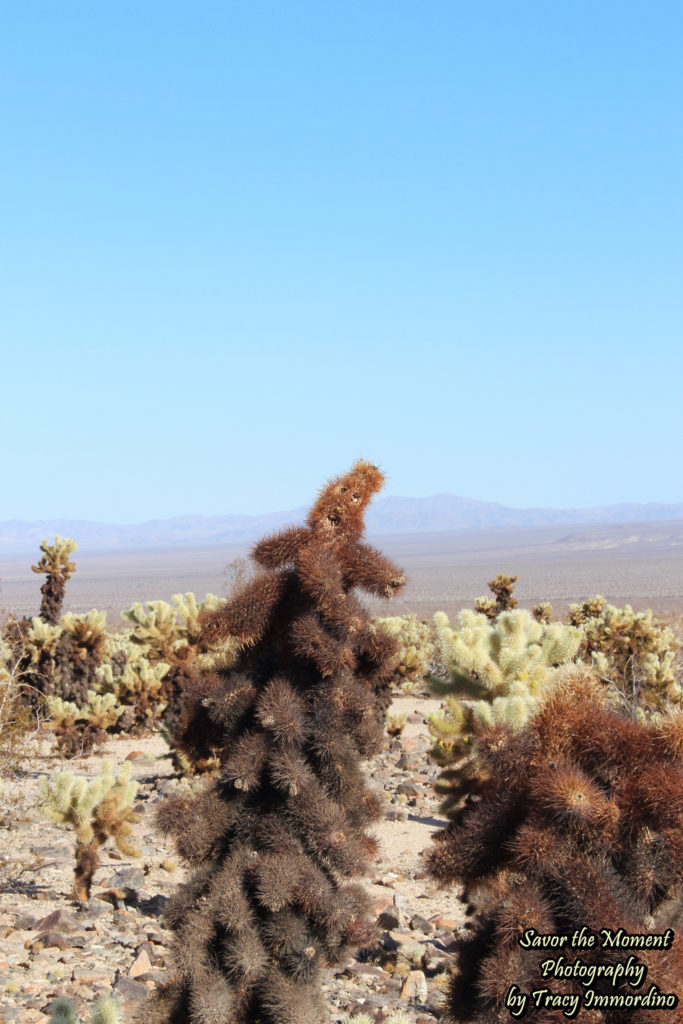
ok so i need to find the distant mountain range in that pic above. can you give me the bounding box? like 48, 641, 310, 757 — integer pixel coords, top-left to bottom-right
2, 495, 683, 556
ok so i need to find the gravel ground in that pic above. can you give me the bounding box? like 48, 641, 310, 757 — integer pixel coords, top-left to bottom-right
0, 694, 468, 1024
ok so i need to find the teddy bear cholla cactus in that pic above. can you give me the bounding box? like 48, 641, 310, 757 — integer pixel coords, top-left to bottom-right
427, 666, 683, 1023
31, 536, 77, 625
148, 460, 405, 1024
427, 607, 581, 814
38, 762, 140, 901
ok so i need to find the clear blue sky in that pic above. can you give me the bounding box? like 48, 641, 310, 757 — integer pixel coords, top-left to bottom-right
2, 1, 681, 523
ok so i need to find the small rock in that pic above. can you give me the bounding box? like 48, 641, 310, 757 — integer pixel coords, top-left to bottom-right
377, 910, 401, 930
106, 867, 145, 891
129, 948, 152, 979
112, 975, 153, 1005
14, 915, 36, 931
400, 969, 428, 1002
34, 909, 81, 934
72, 965, 112, 985
409, 914, 434, 933
26, 931, 68, 951
84, 897, 112, 917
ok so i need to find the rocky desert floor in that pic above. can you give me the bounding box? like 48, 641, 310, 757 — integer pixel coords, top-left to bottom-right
0, 694, 466, 1024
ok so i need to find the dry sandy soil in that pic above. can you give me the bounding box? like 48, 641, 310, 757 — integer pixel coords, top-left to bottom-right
0, 694, 466, 1024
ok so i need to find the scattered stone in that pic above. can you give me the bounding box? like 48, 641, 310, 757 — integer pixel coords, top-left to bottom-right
105, 867, 145, 891
400, 969, 428, 1002
72, 965, 112, 985
128, 948, 152, 978
34, 909, 81, 934
84, 898, 112, 917
112, 974, 153, 1004
14, 915, 36, 931
377, 909, 401, 930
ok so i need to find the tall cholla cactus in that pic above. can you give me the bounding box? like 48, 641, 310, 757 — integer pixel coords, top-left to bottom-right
148, 460, 405, 1024
38, 761, 140, 901
428, 608, 581, 812
31, 536, 77, 625
427, 666, 683, 1023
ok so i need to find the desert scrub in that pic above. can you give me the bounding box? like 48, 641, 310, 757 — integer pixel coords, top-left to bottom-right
0, 634, 39, 779
37, 761, 140, 901
427, 607, 581, 812
149, 460, 405, 1024
427, 666, 683, 1023
568, 596, 682, 716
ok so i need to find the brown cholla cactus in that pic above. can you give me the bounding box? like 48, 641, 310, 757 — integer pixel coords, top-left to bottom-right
31, 536, 77, 625
474, 573, 518, 620
427, 666, 683, 1023
150, 460, 405, 1024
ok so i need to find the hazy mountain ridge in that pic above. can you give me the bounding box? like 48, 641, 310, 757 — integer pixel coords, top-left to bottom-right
2, 495, 683, 555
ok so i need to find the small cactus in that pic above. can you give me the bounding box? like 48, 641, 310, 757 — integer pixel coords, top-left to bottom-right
49, 996, 122, 1024
38, 761, 140, 901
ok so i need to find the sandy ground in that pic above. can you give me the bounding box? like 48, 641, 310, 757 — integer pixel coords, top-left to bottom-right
0, 693, 466, 1024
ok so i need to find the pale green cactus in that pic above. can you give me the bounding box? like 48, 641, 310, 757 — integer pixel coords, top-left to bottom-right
38, 761, 140, 900
61, 609, 108, 638
432, 608, 580, 707
97, 655, 169, 706
46, 695, 87, 726
49, 995, 122, 1024
0, 638, 12, 685
49, 997, 79, 1024
428, 608, 581, 813
24, 617, 62, 664
568, 599, 682, 716
376, 614, 439, 692
122, 592, 223, 659
91, 997, 123, 1024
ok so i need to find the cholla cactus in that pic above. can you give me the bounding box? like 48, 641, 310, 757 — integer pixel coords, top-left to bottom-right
428, 608, 581, 812
121, 591, 230, 730
427, 666, 683, 1022
96, 654, 170, 729
149, 460, 405, 1024
20, 609, 109, 704
376, 614, 439, 692
474, 573, 518, 620
531, 601, 553, 624
38, 761, 139, 901
568, 596, 681, 716
46, 690, 125, 756
49, 996, 122, 1024
31, 536, 77, 625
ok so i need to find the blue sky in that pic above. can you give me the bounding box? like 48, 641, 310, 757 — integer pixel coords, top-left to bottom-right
2, 1, 681, 522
